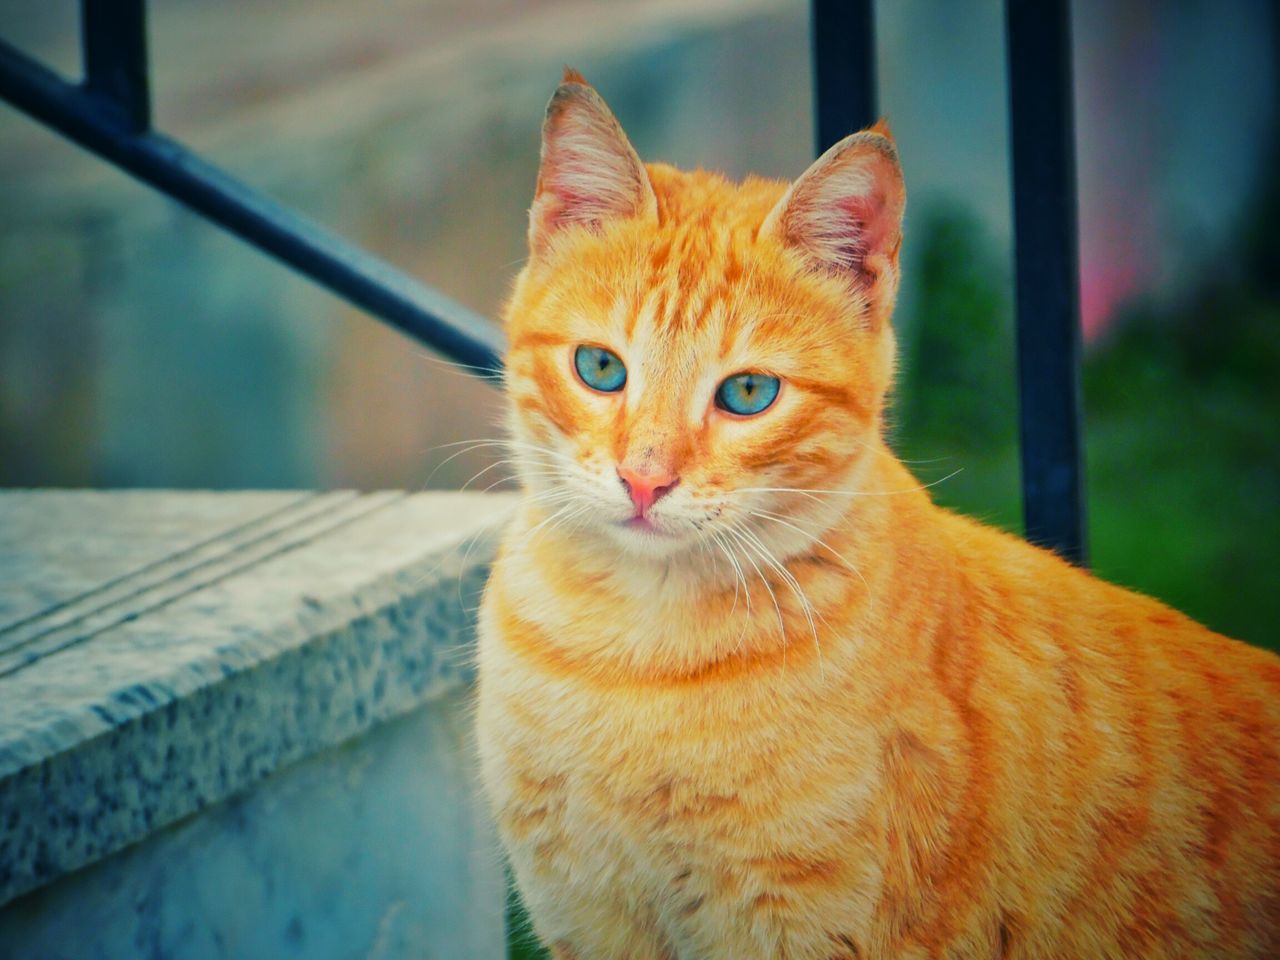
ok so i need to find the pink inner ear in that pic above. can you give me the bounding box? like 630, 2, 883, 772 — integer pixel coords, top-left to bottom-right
834, 195, 877, 275
536, 176, 614, 236
772, 137, 904, 286
535, 198, 571, 237
532, 156, 619, 243
537, 182, 585, 235
530, 101, 652, 250
809, 192, 891, 282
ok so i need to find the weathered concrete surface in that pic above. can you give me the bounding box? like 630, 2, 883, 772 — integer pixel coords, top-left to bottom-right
0, 489, 514, 952
0, 692, 505, 960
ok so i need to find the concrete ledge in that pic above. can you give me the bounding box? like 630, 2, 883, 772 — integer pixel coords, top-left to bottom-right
0, 490, 515, 908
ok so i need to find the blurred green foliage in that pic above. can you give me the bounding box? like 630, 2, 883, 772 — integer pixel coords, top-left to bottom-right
895, 203, 1018, 459
892, 203, 1022, 534
895, 200, 1279, 654
1083, 283, 1279, 650
507, 879, 550, 960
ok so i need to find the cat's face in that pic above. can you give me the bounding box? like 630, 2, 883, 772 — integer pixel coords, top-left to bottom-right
502, 71, 905, 563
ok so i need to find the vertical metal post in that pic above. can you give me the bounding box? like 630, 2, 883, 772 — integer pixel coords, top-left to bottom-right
1005, 0, 1087, 564
81, 0, 151, 131
811, 0, 877, 154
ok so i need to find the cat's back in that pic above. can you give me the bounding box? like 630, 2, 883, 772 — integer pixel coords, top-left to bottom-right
928, 508, 1280, 957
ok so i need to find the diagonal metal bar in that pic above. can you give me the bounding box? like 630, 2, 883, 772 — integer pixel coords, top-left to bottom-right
0, 36, 505, 375
81, 0, 150, 131
1005, 0, 1087, 564
811, 0, 877, 154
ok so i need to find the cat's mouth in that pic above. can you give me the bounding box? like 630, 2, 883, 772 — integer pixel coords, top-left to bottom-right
620, 515, 671, 536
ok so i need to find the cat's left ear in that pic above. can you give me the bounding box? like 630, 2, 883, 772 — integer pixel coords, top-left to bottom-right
528, 69, 658, 256
760, 122, 905, 318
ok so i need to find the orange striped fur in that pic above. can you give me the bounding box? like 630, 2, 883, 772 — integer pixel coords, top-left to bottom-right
475, 71, 1280, 959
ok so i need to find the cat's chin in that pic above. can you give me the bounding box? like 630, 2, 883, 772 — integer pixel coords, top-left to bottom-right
602, 516, 696, 560
620, 515, 668, 535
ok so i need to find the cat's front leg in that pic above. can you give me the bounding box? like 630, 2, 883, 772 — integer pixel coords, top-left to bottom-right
544, 937, 673, 960
509, 845, 677, 960
521, 886, 678, 960
524, 905, 676, 960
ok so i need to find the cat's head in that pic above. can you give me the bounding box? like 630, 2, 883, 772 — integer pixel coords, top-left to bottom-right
502, 70, 905, 562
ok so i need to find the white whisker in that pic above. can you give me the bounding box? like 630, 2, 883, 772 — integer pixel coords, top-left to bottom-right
733, 468, 963, 499
733, 522, 824, 678
750, 509, 875, 615
708, 529, 752, 650
723, 523, 787, 657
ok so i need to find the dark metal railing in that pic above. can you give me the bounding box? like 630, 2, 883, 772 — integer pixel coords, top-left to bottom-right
812, 0, 877, 151
813, 0, 1087, 563
1, 0, 1085, 561
0, 0, 505, 376
1004, 0, 1087, 564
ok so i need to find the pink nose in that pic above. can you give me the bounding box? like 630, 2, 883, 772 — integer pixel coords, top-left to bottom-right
617, 466, 679, 516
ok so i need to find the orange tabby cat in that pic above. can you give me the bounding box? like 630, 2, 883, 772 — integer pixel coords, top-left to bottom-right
475, 70, 1280, 959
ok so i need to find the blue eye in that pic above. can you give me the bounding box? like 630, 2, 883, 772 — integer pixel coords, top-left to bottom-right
574, 345, 627, 393
716, 372, 780, 416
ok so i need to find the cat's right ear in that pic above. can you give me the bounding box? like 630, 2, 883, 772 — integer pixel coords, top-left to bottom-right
760, 124, 906, 323
528, 69, 658, 256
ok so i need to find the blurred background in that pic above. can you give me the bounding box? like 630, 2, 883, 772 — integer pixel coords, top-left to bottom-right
1, 0, 1276, 660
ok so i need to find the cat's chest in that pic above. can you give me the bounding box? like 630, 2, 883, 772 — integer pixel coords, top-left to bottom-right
476, 571, 888, 956
477, 606, 788, 857
475, 568, 868, 830
480, 655, 784, 942
488, 655, 769, 819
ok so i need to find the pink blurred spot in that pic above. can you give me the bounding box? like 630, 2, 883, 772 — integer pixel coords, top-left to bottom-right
1080, 258, 1139, 342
